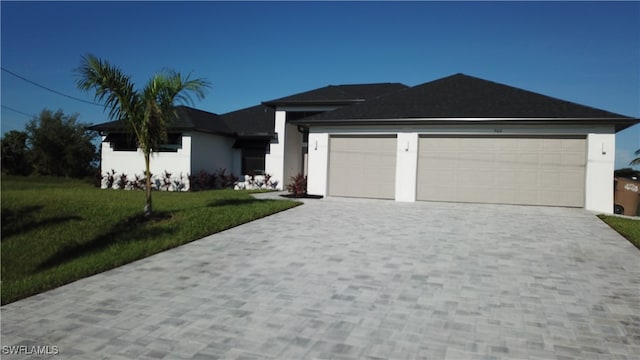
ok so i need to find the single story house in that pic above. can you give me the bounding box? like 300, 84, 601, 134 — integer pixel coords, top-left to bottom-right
91, 105, 275, 186
91, 73, 639, 213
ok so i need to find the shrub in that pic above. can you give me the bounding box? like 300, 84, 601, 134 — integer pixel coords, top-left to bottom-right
116, 173, 128, 190
98, 170, 191, 191
188, 170, 220, 191
162, 171, 172, 191
130, 174, 145, 190
173, 173, 187, 191
286, 173, 307, 197
216, 168, 238, 189
104, 169, 116, 189
247, 171, 256, 187
203, 170, 217, 189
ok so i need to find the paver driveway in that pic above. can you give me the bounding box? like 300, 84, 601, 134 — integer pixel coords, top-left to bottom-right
2, 197, 639, 360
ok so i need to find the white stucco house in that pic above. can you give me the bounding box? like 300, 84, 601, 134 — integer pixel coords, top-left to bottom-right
90, 73, 639, 213
91, 105, 275, 188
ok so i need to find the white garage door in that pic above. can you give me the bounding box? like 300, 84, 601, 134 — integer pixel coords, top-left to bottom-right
417, 136, 586, 207
328, 135, 396, 199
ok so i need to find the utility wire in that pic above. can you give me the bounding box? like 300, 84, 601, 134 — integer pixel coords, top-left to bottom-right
1, 105, 36, 118
1, 67, 102, 106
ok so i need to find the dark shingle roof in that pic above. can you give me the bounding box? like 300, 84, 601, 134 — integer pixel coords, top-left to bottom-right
263, 83, 409, 106
296, 74, 636, 130
89, 106, 236, 136
220, 104, 275, 137
171, 106, 235, 135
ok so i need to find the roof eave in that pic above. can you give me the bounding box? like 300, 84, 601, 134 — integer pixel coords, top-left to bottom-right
291, 117, 640, 132
261, 99, 364, 108
172, 126, 237, 137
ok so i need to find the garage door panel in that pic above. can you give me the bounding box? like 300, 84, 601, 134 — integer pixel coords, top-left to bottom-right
562, 153, 586, 166
560, 169, 584, 187
496, 152, 518, 164
417, 137, 585, 207
562, 139, 585, 151
329, 136, 396, 199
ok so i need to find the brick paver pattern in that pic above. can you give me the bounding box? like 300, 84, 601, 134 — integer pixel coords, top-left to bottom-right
2, 196, 639, 359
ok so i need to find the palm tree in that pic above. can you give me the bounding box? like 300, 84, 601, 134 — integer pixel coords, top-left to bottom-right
76, 54, 209, 217
631, 149, 640, 166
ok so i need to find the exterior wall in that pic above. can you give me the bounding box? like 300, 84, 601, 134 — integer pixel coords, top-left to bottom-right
189, 132, 239, 175
100, 135, 192, 189
265, 106, 343, 191
585, 133, 616, 214
232, 150, 242, 177
395, 133, 418, 202
100, 131, 242, 191
308, 124, 616, 213
307, 133, 329, 196
264, 111, 286, 190
283, 123, 303, 189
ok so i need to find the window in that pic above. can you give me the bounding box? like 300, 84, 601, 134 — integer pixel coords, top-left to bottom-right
154, 133, 182, 152
104, 133, 183, 152
242, 148, 266, 175
104, 133, 137, 151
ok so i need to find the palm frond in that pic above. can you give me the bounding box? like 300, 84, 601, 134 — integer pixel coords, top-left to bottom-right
75, 54, 138, 123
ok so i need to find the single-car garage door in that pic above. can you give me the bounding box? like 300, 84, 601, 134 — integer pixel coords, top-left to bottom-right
417, 136, 586, 207
328, 135, 396, 199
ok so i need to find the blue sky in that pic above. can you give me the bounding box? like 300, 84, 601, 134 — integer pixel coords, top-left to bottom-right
2, 1, 639, 169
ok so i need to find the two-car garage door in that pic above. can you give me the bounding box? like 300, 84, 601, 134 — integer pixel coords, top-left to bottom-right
327, 135, 586, 207
416, 136, 586, 207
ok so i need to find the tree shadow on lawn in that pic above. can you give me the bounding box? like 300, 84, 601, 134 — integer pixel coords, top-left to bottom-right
1, 205, 83, 240
206, 198, 262, 207
37, 211, 176, 271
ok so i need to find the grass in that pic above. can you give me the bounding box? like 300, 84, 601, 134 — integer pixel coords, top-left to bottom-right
598, 214, 640, 250
1, 175, 300, 304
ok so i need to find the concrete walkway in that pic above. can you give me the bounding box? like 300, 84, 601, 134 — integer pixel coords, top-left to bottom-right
2, 198, 639, 359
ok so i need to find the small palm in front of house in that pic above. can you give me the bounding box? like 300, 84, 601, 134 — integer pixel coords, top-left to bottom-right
76, 54, 210, 217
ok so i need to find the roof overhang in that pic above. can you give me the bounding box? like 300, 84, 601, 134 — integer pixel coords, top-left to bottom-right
88, 120, 129, 134
89, 122, 238, 138
232, 134, 275, 149
235, 132, 277, 140
262, 99, 365, 108
290, 117, 640, 132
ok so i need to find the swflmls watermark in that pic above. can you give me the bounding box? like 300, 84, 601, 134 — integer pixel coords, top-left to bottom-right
1, 345, 60, 356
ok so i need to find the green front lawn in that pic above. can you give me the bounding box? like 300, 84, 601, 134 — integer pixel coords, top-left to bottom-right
1, 176, 300, 304
598, 214, 640, 250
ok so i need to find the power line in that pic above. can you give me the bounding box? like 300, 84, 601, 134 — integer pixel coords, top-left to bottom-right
1, 105, 35, 118
1, 67, 102, 107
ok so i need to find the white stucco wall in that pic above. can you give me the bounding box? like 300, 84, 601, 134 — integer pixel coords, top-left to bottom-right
307, 133, 329, 196
100, 132, 242, 190
307, 124, 617, 213
100, 135, 191, 182
264, 110, 287, 190
395, 133, 418, 202
188, 132, 239, 176
585, 132, 616, 214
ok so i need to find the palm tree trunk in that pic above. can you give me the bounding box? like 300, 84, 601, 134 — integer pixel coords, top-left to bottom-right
144, 151, 152, 217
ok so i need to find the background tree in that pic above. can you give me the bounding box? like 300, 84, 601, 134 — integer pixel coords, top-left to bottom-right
25, 109, 98, 178
76, 54, 209, 217
1, 130, 31, 175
